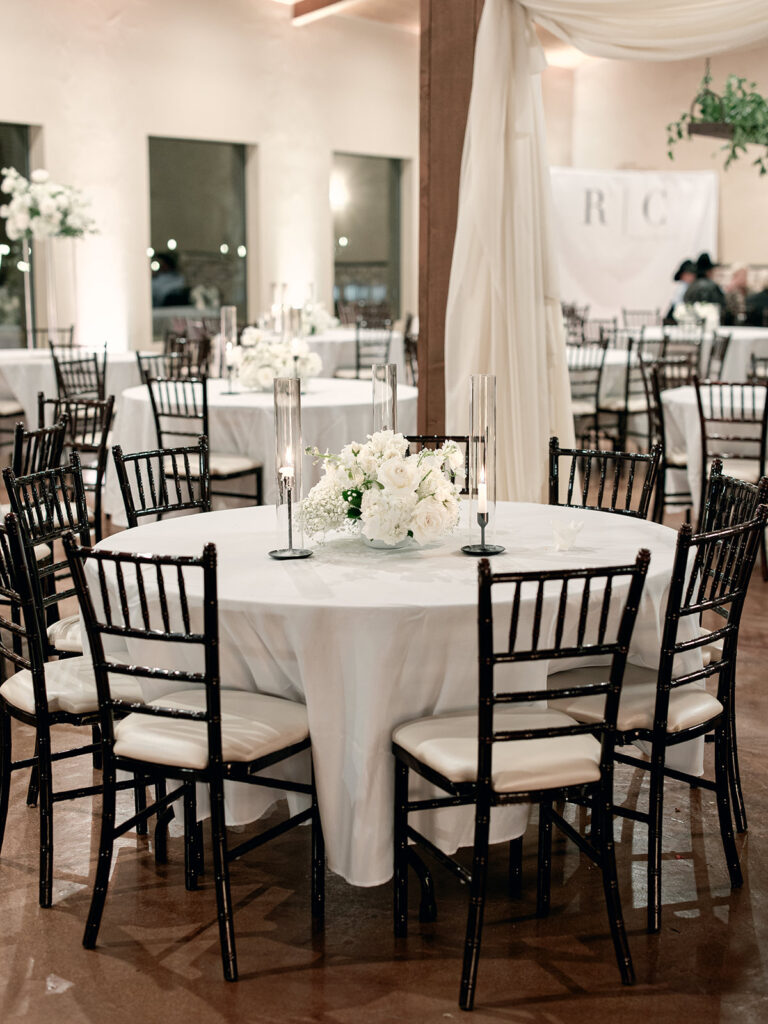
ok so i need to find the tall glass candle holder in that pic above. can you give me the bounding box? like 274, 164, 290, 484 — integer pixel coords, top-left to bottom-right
269, 377, 312, 560
220, 305, 237, 390
372, 363, 397, 433
462, 374, 505, 556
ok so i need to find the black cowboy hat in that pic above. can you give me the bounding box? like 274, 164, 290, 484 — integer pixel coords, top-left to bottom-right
696, 252, 720, 274
674, 259, 696, 281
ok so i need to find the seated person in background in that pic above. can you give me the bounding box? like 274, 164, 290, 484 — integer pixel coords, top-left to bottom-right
683, 252, 726, 313
151, 252, 189, 307
665, 259, 696, 321
724, 263, 749, 325
745, 272, 768, 327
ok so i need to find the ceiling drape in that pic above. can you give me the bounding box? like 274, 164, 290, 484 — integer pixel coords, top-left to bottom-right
444, 0, 768, 501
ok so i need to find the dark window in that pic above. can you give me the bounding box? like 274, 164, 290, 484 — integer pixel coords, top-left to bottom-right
0, 123, 30, 346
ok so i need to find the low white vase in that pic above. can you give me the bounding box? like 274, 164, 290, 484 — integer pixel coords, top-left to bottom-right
361, 534, 412, 551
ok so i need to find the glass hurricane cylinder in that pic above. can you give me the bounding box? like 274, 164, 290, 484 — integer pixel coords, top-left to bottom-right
372, 363, 397, 433
269, 377, 312, 559
462, 373, 505, 556
220, 305, 237, 383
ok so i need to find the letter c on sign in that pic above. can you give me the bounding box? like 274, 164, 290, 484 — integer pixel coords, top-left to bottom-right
643, 189, 667, 227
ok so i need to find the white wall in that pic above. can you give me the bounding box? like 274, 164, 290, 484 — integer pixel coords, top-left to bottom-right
1, 0, 419, 349
544, 42, 768, 265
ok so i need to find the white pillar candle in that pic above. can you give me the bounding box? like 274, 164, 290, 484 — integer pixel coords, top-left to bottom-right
478, 468, 488, 514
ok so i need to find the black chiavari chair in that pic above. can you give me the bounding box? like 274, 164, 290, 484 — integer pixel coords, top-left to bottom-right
3, 453, 91, 658
163, 333, 211, 376
335, 318, 393, 379
597, 336, 653, 450
403, 314, 418, 386
405, 434, 469, 494
136, 351, 194, 385
50, 342, 106, 400
31, 326, 75, 349
705, 331, 733, 379
112, 437, 211, 527
566, 339, 608, 445
622, 308, 662, 330
392, 552, 650, 1008
64, 537, 324, 981
646, 355, 699, 522
37, 393, 114, 543
549, 508, 767, 932
581, 317, 618, 347
548, 436, 662, 519
0, 514, 146, 907
694, 378, 768, 518
747, 354, 768, 382
665, 321, 706, 370
147, 376, 261, 506
10, 418, 68, 478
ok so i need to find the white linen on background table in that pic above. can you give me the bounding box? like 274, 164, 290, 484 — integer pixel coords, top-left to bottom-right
567, 346, 635, 406
92, 501, 701, 887
0, 348, 144, 424
103, 377, 418, 525
661, 384, 765, 516
305, 327, 405, 379
643, 326, 768, 382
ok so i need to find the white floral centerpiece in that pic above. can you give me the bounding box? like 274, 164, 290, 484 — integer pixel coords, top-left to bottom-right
673, 301, 720, 330
0, 167, 96, 240
234, 327, 323, 390
302, 301, 338, 336
302, 430, 464, 548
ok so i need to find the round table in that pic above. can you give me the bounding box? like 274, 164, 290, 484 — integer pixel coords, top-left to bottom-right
305, 327, 405, 378
568, 347, 634, 405
93, 501, 698, 887
104, 377, 419, 523
0, 347, 144, 424
643, 325, 768, 381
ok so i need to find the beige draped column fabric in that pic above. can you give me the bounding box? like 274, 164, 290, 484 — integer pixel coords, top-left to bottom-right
445, 0, 768, 502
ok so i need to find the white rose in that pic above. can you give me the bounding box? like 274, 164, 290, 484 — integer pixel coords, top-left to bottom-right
254, 365, 275, 390
410, 496, 456, 545
377, 455, 420, 494
240, 326, 262, 348
30, 169, 49, 184
360, 490, 415, 545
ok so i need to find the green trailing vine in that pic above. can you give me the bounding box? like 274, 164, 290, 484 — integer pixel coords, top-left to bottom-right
667, 63, 768, 175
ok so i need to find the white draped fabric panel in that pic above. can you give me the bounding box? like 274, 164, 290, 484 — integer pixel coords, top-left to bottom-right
445, 0, 768, 501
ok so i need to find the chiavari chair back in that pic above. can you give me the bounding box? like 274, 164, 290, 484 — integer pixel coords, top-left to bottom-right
644, 355, 699, 521
548, 436, 661, 519
112, 437, 211, 527
392, 551, 651, 1007
10, 418, 68, 477
705, 331, 732, 379
335, 318, 393, 379
566, 339, 608, 443
50, 342, 106, 400
622, 308, 662, 330
581, 317, 618, 346
137, 351, 195, 384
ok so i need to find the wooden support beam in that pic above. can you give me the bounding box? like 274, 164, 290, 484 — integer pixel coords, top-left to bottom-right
292, 0, 360, 26
418, 0, 483, 434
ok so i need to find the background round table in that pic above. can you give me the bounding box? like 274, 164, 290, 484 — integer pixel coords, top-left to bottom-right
0, 347, 144, 424
305, 326, 405, 378
104, 377, 418, 523
643, 325, 768, 381
94, 501, 697, 887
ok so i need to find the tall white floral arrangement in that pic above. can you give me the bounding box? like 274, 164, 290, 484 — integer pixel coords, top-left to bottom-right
301, 301, 338, 336
303, 431, 464, 547
0, 167, 96, 240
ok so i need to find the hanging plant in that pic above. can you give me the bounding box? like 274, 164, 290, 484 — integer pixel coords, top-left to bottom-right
667, 61, 768, 175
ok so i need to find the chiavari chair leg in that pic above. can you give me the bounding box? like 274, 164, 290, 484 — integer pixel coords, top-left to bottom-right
0, 706, 11, 853
310, 759, 325, 925
508, 835, 523, 898
714, 724, 743, 888
26, 734, 39, 807
209, 777, 238, 982
646, 748, 666, 933
154, 778, 170, 865
83, 762, 117, 949
459, 801, 491, 1012
91, 725, 102, 772
536, 800, 553, 917
393, 757, 409, 937
183, 782, 199, 891
727, 704, 747, 834
134, 774, 148, 836
37, 728, 54, 908
595, 798, 635, 985
653, 464, 666, 524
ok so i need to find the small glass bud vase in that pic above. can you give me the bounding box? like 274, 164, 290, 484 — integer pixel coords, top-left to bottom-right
462, 373, 505, 556
269, 377, 312, 560
372, 363, 398, 433
220, 305, 238, 390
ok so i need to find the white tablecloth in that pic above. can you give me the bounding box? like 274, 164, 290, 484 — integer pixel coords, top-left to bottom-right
643, 326, 768, 381
306, 327, 404, 378
93, 501, 698, 887
0, 348, 144, 425
662, 385, 766, 515
104, 377, 419, 523
568, 347, 634, 405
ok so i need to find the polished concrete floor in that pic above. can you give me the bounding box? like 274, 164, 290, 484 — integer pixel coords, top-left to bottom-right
1, 544, 767, 1022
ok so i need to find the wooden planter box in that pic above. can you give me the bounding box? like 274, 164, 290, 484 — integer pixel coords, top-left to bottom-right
688, 122, 735, 140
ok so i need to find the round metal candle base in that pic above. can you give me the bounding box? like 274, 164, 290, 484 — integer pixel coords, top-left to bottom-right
268, 548, 313, 560
461, 544, 506, 556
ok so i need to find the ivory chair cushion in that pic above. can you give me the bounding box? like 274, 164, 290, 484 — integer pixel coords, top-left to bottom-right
570, 399, 597, 417
600, 395, 648, 414
47, 613, 83, 654
548, 664, 723, 734
164, 452, 259, 478
392, 708, 601, 793
0, 400, 24, 417
114, 688, 309, 770
0, 655, 144, 716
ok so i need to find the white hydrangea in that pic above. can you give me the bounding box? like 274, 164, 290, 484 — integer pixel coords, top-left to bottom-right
235, 336, 323, 391
0, 166, 96, 241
